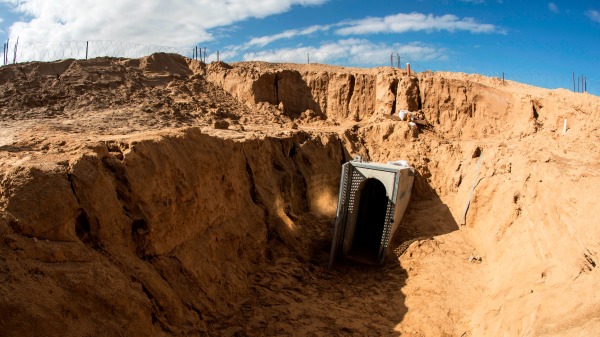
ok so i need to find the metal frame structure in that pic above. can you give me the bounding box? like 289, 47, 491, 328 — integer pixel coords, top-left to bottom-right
329, 159, 415, 267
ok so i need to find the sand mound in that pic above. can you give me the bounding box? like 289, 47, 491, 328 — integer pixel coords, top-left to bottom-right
0, 53, 599, 336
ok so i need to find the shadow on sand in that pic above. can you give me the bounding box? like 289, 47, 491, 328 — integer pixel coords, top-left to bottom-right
213, 172, 458, 336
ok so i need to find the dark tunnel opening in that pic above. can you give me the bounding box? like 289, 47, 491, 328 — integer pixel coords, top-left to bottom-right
349, 178, 388, 262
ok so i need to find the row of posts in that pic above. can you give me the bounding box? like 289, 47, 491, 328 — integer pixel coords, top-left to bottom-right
0, 43, 592, 94
2, 38, 19, 65
3, 39, 216, 65
573, 72, 587, 93
192, 46, 210, 62
390, 53, 411, 77
3, 38, 88, 65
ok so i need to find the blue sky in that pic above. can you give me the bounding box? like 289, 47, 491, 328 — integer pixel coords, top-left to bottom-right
1, 0, 599, 95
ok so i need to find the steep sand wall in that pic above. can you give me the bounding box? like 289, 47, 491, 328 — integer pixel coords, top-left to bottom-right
205, 63, 553, 142
206, 64, 399, 121
0, 127, 345, 336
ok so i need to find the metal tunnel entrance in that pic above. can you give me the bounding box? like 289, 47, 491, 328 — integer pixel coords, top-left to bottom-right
349, 178, 388, 262
329, 159, 415, 268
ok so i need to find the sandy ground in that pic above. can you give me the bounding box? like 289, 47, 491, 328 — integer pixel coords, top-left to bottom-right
0, 53, 599, 336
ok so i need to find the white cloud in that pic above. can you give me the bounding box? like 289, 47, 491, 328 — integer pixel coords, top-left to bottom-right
335, 13, 501, 35
245, 25, 330, 48
239, 39, 446, 65
586, 10, 600, 23
0, 0, 328, 46
242, 11, 502, 50
548, 3, 559, 13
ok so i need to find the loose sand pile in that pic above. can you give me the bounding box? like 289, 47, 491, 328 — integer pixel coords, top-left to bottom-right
0, 53, 599, 336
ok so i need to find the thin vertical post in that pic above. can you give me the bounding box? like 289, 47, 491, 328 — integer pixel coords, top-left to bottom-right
5, 39, 8, 65
307, 53, 309, 64
397, 53, 400, 68
217, 50, 219, 62
502, 72, 505, 84
406, 63, 411, 77
12, 37, 19, 64
584, 76, 587, 93
85, 41, 89, 59
572, 72, 576, 92
390, 53, 393, 67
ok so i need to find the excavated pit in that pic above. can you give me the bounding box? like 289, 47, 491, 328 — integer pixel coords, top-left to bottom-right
1, 53, 600, 336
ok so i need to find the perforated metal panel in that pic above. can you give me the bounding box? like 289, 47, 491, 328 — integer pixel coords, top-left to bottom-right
381, 203, 395, 245
338, 164, 350, 215
329, 163, 351, 268
348, 169, 365, 214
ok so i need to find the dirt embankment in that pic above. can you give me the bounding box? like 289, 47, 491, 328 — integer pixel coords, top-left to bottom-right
1, 127, 345, 335
1, 53, 599, 336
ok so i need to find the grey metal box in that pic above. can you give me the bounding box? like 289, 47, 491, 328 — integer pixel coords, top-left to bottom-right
329, 159, 415, 267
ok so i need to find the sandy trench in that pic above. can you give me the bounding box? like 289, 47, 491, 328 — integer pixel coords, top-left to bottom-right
0, 53, 599, 336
